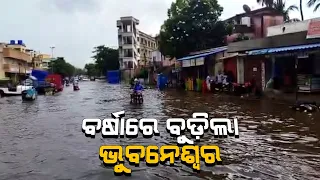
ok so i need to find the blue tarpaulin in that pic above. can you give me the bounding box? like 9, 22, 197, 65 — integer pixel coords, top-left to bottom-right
107, 70, 120, 84
31, 70, 48, 82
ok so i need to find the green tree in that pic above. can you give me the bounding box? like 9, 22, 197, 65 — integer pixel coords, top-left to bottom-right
307, 0, 320, 12
48, 57, 76, 77
92, 45, 119, 75
84, 63, 98, 77
159, 0, 230, 58
75, 68, 86, 76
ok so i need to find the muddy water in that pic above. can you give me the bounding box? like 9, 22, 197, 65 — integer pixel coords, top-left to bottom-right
0, 81, 319, 180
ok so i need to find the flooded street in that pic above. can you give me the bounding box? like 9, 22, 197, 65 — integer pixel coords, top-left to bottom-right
0, 81, 320, 180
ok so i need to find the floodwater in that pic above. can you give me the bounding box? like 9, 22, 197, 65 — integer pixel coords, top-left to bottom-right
0, 81, 319, 180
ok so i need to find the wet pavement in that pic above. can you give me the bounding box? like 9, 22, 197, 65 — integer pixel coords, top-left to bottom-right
0, 81, 319, 180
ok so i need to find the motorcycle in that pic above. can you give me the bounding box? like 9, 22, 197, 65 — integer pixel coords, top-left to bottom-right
130, 91, 143, 104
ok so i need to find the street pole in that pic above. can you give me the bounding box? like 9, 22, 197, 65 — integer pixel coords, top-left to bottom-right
50, 46, 55, 73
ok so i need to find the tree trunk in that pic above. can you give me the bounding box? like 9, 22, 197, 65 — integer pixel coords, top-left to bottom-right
300, 0, 304, 21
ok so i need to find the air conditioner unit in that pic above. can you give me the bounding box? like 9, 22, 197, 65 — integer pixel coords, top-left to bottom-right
241, 17, 251, 27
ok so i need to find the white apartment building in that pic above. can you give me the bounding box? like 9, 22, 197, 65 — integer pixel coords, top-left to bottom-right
117, 16, 157, 78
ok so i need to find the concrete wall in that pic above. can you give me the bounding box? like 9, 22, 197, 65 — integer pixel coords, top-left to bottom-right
267, 19, 312, 37
228, 31, 320, 53
151, 50, 163, 62
0, 52, 4, 79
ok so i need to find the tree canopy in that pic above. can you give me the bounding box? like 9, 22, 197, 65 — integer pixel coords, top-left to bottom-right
257, 0, 301, 22
159, 0, 231, 58
49, 57, 77, 77
84, 63, 99, 77
85, 45, 119, 76
307, 0, 320, 12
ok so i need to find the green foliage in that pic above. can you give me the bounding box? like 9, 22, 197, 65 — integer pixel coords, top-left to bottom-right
91, 45, 119, 75
159, 0, 229, 58
84, 63, 98, 77
233, 34, 250, 42
48, 57, 76, 77
307, 0, 320, 12
75, 68, 86, 76
136, 68, 148, 79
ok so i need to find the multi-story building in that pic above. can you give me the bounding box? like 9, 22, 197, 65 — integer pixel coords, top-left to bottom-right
117, 16, 157, 79
225, 7, 284, 43
0, 40, 33, 81
38, 54, 52, 70
138, 31, 157, 66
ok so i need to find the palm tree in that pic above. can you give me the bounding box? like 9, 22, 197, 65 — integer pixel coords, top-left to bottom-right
300, 0, 304, 20
257, 0, 274, 7
257, 0, 299, 22
307, 0, 320, 12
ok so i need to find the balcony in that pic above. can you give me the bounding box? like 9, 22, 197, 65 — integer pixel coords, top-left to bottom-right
3, 48, 32, 62
3, 64, 32, 74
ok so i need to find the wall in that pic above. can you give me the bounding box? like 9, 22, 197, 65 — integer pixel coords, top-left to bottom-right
244, 56, 265, 90
228, 31, 320, 53
224, 57, 237, 81
0, 52, 4, 78
151, 50, 163, 62
267, 19, 312, 37
262, 15, 284, 37
162, 57, 176, 67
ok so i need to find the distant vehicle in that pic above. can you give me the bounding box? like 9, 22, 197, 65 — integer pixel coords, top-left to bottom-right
90, 77, 95, 81
82, 77, 90, 81
46, 74, 63, 92
73, 81, 80, 91
0, 79, 33, 97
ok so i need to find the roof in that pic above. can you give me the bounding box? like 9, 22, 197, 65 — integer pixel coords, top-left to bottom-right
177, 47, 228, 61
247, 43, 320, 55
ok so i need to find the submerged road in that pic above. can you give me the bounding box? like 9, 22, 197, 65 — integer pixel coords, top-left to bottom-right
0, 81, 319, 180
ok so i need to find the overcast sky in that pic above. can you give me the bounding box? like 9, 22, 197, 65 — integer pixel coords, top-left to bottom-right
0, 0, 319, 68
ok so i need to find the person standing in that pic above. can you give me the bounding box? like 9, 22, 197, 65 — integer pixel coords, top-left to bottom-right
206, 75, 211, 92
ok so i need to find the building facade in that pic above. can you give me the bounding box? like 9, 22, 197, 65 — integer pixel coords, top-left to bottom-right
225, 7, 284, 43
117, 16, 157, 79
0, 40, 32, 81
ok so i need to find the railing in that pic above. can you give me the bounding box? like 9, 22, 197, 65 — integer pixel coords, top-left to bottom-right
3, 48, 32, 62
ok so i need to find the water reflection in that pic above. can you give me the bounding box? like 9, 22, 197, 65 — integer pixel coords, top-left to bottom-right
0, 82, 319, 180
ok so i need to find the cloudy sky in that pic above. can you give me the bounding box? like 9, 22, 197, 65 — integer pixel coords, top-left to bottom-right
0, 0, 319, 68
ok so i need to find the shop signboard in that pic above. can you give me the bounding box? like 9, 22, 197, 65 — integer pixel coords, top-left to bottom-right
190, 59, 196, 66
307, 18, 320, 39
195, 57, 204, 66
182, 60, 191, 67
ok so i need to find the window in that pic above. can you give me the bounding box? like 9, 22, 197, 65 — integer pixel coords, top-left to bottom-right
128, 61, 133, 69
123, 49, 133, 57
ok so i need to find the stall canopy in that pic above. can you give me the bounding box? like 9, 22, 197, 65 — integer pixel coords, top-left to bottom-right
247, 42, 320, 56
177, 46, 228, 61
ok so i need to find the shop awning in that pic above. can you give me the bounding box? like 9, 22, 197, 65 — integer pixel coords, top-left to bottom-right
177, 46, 228, 61
247, 43, 320, 55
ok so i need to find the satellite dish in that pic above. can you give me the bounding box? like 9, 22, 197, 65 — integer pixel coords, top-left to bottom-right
243, 4, 251, 13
